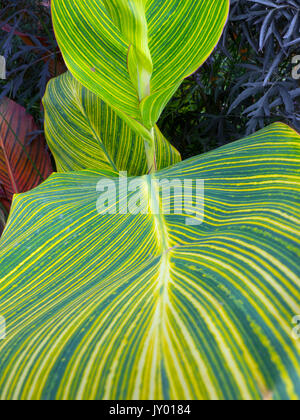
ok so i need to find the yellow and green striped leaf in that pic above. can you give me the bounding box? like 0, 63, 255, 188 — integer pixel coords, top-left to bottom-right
43, 71, 180, 175
0, 123, 299, 400
51, 0, 230, 137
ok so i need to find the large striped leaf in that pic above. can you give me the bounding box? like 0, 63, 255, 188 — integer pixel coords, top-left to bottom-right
0, 123, 299, 400
52, 0, 229, 141
43, 71, 181, 175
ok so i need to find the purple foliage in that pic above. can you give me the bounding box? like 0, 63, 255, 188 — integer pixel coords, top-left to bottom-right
215, 0, 300, 134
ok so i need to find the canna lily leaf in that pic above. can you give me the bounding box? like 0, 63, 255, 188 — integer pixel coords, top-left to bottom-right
51, 0, 230, 140
43, 71, 181, 175
0, 123, 299, 400
0, 98, 53, 211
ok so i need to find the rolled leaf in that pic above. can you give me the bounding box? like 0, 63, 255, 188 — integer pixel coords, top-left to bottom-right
0, 123, 299, 400
43, 71, 181, 175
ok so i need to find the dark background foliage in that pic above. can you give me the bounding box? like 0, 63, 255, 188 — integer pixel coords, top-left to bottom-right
0, 0, 65, 129
1, 0, 300, 160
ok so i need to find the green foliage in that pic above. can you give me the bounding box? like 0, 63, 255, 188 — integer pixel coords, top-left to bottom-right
0, 0, 299, 401
43, 71, 180, 174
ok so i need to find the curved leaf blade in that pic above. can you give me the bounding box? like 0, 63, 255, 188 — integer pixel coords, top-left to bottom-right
52, 0, 230, 132
0, 123, 299, 400
43, 72, 181, 175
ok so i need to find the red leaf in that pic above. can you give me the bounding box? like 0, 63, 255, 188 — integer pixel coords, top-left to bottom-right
0, 98, 53, 211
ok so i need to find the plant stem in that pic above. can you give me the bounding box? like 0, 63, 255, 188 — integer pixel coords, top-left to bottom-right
144, 128, 157, 174
137, 70, 157, 173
